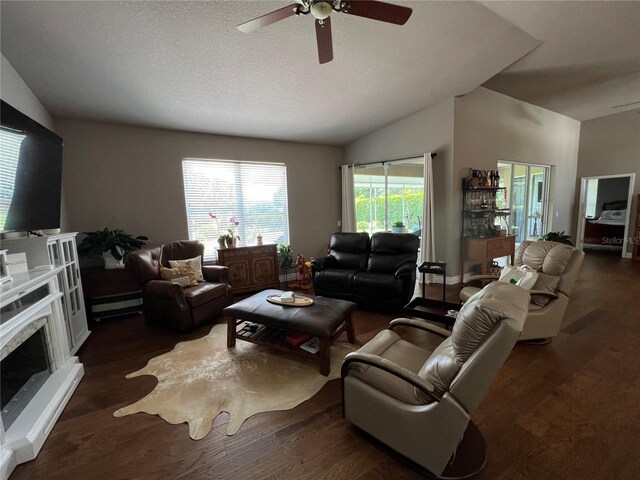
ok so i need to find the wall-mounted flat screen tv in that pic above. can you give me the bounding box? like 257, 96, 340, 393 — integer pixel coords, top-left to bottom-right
1, 100, 63, 233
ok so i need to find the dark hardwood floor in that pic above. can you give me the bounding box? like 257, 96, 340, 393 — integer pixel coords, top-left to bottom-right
13, 251, 640, 479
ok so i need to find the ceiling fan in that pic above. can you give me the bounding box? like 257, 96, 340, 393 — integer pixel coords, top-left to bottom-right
237, 1, 413, 64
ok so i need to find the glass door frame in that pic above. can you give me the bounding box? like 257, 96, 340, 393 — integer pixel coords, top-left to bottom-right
499, 161, 552, 243
353, 157, 424, 233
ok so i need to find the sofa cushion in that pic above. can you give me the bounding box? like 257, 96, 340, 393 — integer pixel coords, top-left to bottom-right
368, 232, 420, 274
451, 282, 530, 363
353, 272, 403, 299
329, 232, 370, 270
350, 329, 429, 405
169, 255, 204, 281
183, 282, 228, 308
313, 269, 359, 294
160, 265, 198, 287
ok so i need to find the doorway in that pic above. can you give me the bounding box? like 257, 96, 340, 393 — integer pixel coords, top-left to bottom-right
576, 173, 635, 258
497, 161, 551, 243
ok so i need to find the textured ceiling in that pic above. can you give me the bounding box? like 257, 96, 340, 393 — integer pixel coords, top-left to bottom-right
482, 1, 640, 121
0, 1, 539, 145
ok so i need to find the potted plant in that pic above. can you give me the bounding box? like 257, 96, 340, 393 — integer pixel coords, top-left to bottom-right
391, 221, 407, 233
78, 228, 149, 269
540, 231, 573, 245
278, 243, 294, 267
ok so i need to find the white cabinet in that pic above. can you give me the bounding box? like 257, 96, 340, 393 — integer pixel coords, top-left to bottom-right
1, 233, 90, 355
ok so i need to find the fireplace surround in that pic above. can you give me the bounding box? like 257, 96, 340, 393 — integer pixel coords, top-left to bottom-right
0, 266, 84, 479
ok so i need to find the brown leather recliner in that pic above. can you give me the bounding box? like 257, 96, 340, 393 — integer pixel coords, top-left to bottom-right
126, 240, 233, 332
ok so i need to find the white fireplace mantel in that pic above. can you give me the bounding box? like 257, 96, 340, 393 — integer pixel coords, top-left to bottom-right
0, 267, 84, 480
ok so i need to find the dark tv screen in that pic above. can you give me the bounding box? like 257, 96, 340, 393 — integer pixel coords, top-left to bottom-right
1, 100, 63, 233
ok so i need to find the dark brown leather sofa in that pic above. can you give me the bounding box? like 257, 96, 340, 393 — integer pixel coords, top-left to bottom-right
311, 232, 419, 312
126, 240, 233, 332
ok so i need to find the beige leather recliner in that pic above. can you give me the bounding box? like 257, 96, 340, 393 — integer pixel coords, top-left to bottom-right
342, 283, 530, 478
460, 241, 584, 342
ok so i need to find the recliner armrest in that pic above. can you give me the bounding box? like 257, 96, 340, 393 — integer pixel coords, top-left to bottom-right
529, 289, 559, 299
311, 255, 337, 273
341, 351, 441, 403
202, 265, 230, 284
144, 279, 186, 303
394, 262, 416, 279
462, 274, 499, 286
389, 318, 452, 338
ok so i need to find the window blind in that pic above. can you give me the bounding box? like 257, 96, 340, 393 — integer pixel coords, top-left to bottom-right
0, 129, 26, 231
182, 159, 290, 260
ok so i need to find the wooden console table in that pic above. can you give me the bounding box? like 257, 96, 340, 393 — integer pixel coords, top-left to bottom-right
460, 235, 516, 282
217, 244, 279, 294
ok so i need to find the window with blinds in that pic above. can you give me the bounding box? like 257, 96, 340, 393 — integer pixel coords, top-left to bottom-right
0, 128, 26, 231
182, 159, 290, 260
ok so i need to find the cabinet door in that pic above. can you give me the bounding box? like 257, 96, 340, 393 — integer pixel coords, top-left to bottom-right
219, 249, 251, 289
251, 255, 276, 285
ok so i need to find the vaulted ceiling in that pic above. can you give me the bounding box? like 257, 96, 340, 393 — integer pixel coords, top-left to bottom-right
1, 1, 637, 145
481, 0, 640, 121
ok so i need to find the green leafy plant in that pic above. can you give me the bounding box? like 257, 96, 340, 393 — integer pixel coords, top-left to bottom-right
540, 231, 573, 245
392, 221, 406, 228
78, 228, 149, 260
278, 243, 294, 267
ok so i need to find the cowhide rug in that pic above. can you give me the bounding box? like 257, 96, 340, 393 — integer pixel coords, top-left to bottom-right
114, 324, 356, 440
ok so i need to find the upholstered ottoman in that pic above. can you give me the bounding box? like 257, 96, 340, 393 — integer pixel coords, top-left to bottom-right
223, 289, 357, 375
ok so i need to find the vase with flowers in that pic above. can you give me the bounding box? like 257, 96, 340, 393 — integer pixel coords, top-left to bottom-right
209, 213, 227, 249
227, 217, 241, 248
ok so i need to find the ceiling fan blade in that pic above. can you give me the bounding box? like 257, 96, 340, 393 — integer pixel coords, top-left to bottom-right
237, 4, 299, 33
343, 0, 412, 25
315, 18, 334, 64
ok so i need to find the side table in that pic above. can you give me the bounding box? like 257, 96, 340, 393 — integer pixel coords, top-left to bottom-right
81, 267, 143, 321
418, 261, 447, 302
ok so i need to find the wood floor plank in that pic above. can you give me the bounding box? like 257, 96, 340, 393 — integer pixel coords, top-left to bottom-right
10, 251, 639, 479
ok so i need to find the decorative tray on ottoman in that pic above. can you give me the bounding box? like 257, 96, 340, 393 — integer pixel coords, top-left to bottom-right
266, 293, 314, 307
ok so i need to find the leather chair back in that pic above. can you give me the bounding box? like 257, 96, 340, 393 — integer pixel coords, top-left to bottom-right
329, 232, 370, 270
514, 240, 584, 297
127, 246, 162, 286
160, 240, 204, 267
367, 232, 419, 274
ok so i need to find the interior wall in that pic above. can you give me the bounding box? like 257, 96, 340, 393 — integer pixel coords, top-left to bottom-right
1, 54, 54, 131
577, 109, 640, 255
455, 87, 582, 254
344, 98, 456, 271
55, 120, 343, 260
595, 177, 631, 217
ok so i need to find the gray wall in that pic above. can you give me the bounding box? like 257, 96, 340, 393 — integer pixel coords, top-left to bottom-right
577, 110, 640, 254
344, 98, 456, 270
344, 88, 581, 278
1, 54, 54, 131
454, 88, 582, 250
55, 120, 343, 260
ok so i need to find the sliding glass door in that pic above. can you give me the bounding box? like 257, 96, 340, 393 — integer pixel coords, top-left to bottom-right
354, 158, 424, 234
497, 162, 550, 243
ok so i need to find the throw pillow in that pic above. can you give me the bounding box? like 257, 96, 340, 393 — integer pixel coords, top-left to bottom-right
160, 265, 198, 287
169, 256, 204, 282
499, 265, 539, 290
531, 273, 560, 307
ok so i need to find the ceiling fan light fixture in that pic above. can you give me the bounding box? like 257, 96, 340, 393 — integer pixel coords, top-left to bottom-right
310, 1, 333, 20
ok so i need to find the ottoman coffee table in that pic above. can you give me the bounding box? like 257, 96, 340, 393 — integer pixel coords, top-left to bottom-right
223, 289, 357, 375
